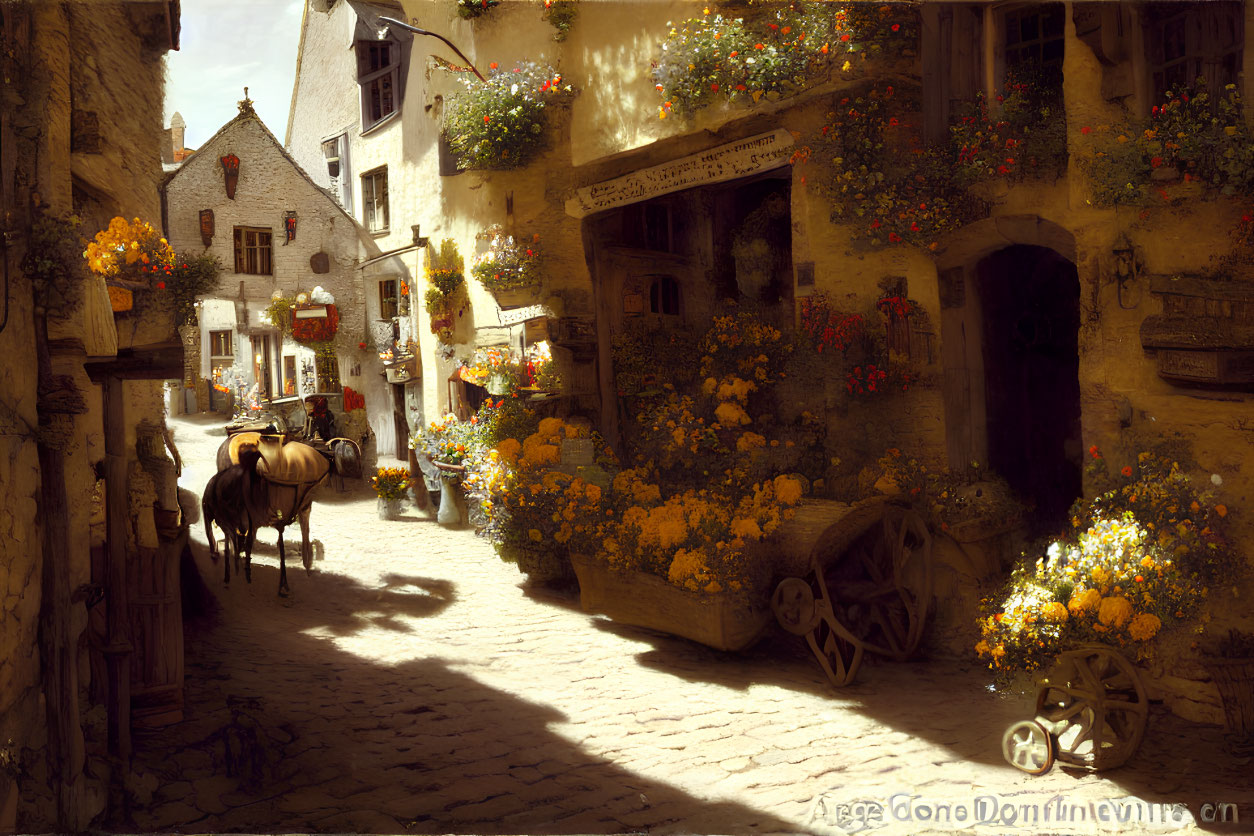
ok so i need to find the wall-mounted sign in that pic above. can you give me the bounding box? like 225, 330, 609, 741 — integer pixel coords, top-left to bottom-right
199, 209, 215, 248
293, 305, 329, 319
565, 129, 794, 218
220, 153, 240, 199
498, 304, 551, 327
623, 292, 644, 315
284, 211, 297, 244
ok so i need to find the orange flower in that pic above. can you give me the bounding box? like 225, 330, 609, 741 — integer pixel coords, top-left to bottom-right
1216, 504, 1228, 517
1122, 466, 1133, 477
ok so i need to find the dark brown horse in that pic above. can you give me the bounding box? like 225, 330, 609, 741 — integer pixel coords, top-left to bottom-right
213, 433, 331, 596
202, 449, 261, 586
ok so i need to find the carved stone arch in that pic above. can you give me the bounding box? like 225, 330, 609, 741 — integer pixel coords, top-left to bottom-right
930, 215, 1083, 531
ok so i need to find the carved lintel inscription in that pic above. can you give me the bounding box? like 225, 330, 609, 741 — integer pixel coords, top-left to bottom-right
1158, 350, 1219, 381
565, 129, 794, 218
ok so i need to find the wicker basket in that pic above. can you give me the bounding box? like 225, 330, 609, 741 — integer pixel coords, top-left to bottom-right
1202, 657, 1254, 755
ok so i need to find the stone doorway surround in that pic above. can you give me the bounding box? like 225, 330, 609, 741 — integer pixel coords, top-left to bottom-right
931, 215, 1081, 521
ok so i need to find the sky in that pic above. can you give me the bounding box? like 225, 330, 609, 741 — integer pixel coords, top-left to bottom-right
163, 0, 305, 149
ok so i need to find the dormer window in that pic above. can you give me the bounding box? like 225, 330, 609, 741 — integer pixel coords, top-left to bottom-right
357, 39, 400, 130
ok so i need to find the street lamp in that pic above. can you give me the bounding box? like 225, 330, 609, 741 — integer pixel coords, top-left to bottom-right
377, 16, 486, 82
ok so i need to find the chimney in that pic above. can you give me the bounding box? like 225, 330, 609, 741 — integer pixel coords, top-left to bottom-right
170, 112, 186, 161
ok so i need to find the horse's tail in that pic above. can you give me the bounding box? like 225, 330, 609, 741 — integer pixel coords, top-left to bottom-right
202, 478, 220, 563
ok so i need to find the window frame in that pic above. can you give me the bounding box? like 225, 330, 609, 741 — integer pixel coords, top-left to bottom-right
361, 167, 389, 235
209, 329, 233, 358
378, 277, 399, 320
356, 38, 401, 132
232, 226, 273, 275
1143, 2, 1243, 103
648, 275, 681, 318
321, 133, 353, 214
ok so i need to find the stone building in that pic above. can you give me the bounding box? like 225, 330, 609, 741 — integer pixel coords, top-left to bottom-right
161, 102, 384, 450
285, 0, 1254, 719
0, 1, 183, 831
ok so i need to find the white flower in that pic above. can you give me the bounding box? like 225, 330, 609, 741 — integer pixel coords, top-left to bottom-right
1211, 473, 1223, 486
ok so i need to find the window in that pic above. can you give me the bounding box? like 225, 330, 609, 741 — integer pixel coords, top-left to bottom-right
649, 276, 680, 317
321, 134, 352, 213
378, 278, 398, 320
283, 355, 297, 396
624, 203, 673, 252
233, 227, 272, 275
1003, 4, 1065, 82
1145, 3, 1243, 98
362, 167, 389, 234
209, 329, 233, 358
357, 39, 399, 130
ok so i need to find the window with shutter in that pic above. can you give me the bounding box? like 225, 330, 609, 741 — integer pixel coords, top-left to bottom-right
232, 227, 273, 275
356, 39, 400, 131
361, 167, 389, 234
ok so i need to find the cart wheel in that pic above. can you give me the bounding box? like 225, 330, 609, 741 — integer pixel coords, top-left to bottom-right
820, 505, 933, 661
1036, 646, 1149, 771
772, 577, 820, 636
805, 602, 864, 688
1002, 720, 1054, 774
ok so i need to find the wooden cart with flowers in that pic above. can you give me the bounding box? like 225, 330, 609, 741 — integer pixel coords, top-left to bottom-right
980, 448, 1240, 773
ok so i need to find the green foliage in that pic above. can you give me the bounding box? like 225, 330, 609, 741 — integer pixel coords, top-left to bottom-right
818, 85, 984, 249
22, 213, 86, 313
541, 0, 577, 41
652, 2, 918, 120
611, 324, 702, 398
950, 73, 1067, 187
456, 0, 499, 19
265, 294, 296, 337
444, 62, 574, 170
163, 252, 223, 326
471, 226, 543, 293
1081, 81, 1254, 206
424, 239, 465, 343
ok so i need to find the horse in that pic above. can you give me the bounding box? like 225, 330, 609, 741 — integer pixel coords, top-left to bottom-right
202, 449, 262, 586
214, 432, 332, 596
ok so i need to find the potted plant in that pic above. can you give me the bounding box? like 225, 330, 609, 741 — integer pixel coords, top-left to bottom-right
1201, 629, 1254, 755
424, 240, 465, 345
371, 466, 411, 520
471, 226, 543, 308
443, 61, 573, 171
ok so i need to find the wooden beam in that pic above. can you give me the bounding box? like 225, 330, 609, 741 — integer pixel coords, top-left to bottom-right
102, 374, 133, 762
85, 341, 184, 381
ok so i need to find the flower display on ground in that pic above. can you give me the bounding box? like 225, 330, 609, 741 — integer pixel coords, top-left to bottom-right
371, 467, 411, 500
414, 413, 483, 466
444, 62, 574, 170
472, 226, 543, 293
976, 447, 1239, 683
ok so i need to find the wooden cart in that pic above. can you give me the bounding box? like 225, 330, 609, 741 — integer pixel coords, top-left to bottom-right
1002, 645, 1149, 773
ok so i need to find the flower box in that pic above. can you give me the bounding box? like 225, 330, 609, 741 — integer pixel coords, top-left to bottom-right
491, 284, 541, 310
569, 553, 770, 652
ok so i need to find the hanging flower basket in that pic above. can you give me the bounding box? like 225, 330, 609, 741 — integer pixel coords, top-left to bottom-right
291, 304, 340, 344
491, 284, 542, 309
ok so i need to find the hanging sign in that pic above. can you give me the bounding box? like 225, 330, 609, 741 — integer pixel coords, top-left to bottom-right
199, 209, 215, 247
284, 211, 298, 244
498, 304, 551, 326
220, 153, 240, 199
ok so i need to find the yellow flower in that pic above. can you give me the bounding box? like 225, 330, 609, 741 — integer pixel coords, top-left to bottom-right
1068, 588, 1101, 614
773, 474, 803, 505
528, 529, 543, 542
1128, 612, 1161, 641
1098, 595, 1133, 627
1041, 602, 1068, 623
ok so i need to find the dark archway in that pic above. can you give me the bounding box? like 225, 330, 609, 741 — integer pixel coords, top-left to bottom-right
975, 244, 1081, 532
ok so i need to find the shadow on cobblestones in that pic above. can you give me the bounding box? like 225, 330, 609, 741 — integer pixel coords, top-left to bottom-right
118, 552, 801, 835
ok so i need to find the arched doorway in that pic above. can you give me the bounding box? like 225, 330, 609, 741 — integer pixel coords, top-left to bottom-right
975, 244, 1081, 529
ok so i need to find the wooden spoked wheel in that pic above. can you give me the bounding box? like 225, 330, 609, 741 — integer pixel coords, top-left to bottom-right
773, 576, 862, 686
818, 505, 933, 662
1035, 646, 1149, 771
1002, 720, 1055, 774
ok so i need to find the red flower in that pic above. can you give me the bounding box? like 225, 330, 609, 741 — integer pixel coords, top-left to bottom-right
754, 43, 764, 50
484, 115, 491, 124
1080, 126, 1092, 135
888, 232, 901, 243
156, 281, 165, 289
891, 23, 899, 31
359, 341, 367, 350
840, 33, 850, 42
1244, 215, 1252, 223
490, 62, 498, 70
1090, 445, 1101, 459
768, 22, 778, 29
888, 117, 898, 126
1151, 156, 1163, 168
735, 84, 746, 91
1122, 465, 1133, 477
710, 83, 719, 92
870, 219, 881, 229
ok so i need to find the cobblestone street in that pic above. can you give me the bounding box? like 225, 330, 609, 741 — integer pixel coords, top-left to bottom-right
117, 414, 1254, 835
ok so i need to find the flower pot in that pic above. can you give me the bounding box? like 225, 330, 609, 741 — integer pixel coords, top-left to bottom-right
569, 553, 770, 651
1201, 657, 1254, 755
490, 284, 540, 310
500, 543, 576, 588
377, 497, 403, 520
